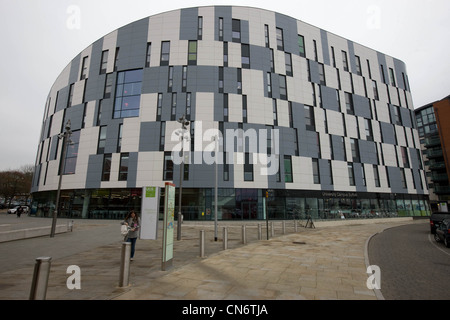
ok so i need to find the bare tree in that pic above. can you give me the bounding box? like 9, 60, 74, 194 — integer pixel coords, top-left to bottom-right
0, 165, 34, 207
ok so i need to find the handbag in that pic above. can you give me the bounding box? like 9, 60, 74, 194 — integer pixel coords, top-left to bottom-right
121, 224, 129, 236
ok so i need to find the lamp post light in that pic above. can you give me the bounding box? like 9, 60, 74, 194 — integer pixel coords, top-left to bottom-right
50, 120, 72, 238
177, 115, 189, 241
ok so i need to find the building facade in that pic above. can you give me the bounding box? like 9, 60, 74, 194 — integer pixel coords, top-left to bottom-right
415, 95, 450, 212
31, 6, 429, 220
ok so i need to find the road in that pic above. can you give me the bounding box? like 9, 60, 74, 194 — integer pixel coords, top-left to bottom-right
368, 221, 450, 300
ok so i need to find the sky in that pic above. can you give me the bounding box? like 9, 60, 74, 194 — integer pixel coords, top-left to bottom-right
0, 0, 449, 172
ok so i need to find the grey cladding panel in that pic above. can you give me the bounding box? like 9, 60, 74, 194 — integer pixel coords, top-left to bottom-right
180, 7, 199, 40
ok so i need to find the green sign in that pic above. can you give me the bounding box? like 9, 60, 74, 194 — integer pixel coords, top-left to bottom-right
145, 187, 156, 198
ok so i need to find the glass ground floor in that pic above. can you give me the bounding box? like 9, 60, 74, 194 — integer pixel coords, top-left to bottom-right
31, 188, 431, 221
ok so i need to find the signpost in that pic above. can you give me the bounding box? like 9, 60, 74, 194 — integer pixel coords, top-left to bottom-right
162, 183, 176, 271
140, 186, 159, 240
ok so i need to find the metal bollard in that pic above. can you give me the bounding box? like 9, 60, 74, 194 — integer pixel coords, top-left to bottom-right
119, 242, 131, 287
200, 230, 205, 258
29, 257, 52, 300
271, 221, 274, 237
242, 225, 247, 244
223, 227, 228, 250
258, 223, 262, 240
282, 220, 286, 234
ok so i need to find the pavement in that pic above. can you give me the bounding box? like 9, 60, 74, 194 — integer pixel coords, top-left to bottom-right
0, 211, 424, 301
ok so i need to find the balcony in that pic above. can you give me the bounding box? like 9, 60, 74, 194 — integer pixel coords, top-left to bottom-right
424, 136, 441, 148
428, 162, 446, 170
426, 149, 443, 159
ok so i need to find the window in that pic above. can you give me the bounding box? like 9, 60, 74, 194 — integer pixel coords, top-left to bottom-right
355, 55, 362, 76
82, 103, 87, 129
159, 121, 166, 151
223, 42, 228, 67
237, 68, 242, 94
288, 102, 293, 128
365, 118, 373, 141
400, 168, 407, 188
285, 53, 293, 76
272, 99, 278, 126
264, 25, 270, 48
81, 56, 89, 80
367, 60, 372, 79
156, 93, 163, 121
279, 75, 287, 100
380, 65, 386, 83
219, 18, 224, 41
373, 165, 381, 187
242, 95, 247, 123
114, 47, 120, 71
188, 41, 197, 65
372, 80, 379, 100
168, 66, 174, 92
284, 156, 293, 183
117, 124, 123, 153
113, 69, 143, 118
319, 63, 326, 85
389, 68, 396, 86
305, 105, 315, 131
401, 147, 410, 168
223, 93, 228, 122
345, 92, 354, 114
361, 165, 366, 186
241, 44, 250, 69
331, 46, 336, 67
101, 154, 112, 181
342, 51, 349, 71
171, 93, 177, 121
160, 41, 170, 66
350, 138, 360, 162
100, 50, 109, 74
270, 49, 275, 72
348, 163, 355, 186
276, 28, 284, 51
119, 153, 129, 181
197, 16, 203, 40
182, 66, 188, 92
219, 67, 224, 93
67, 84, 74, 108
145, 43, 152, 67
298, 35, 305, 57
104, 73, 113, 98
267, 73, 272, 97
394, 106, 402, 125
313, 40, 318, 61
244, 153, 253, 181
312, 158, 320, 184
328, 160, 334, 185
232, 19, 241, 42
63, 130, 80, 175
97, 126, 107, 154
96, 100, 103, 126
186, 93, 192, 120
163, 152, 173, 180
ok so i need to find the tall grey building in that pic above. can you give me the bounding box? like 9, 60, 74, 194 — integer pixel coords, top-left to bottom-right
31, 6, 429, 220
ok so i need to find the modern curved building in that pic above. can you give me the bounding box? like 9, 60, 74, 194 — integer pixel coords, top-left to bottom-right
31, 6, 430, 220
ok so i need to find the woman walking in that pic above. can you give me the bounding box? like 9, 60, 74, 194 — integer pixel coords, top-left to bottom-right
121, 210, 140, 260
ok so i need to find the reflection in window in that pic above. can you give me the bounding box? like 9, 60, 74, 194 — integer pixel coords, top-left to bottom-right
163, 152, 173, 180
101, 154, 112, 181
63, 130, 80, 175
113, 69, 143, 119
119, 153, 129, 181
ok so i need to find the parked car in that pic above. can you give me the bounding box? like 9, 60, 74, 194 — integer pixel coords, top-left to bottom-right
434, 219, 450, 248
7, 206, 29, 215
430, 212, 450, 234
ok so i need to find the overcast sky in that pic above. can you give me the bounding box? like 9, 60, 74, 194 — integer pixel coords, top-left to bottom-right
0, 0, 449, 172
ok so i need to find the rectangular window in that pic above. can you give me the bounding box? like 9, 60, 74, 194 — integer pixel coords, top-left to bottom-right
389, 68, 396, 86
101, 154, 112, 181
361, 165, 366, 186
367, 59, 372, 79
197, 16, 203, 40
159, 121, 166, 151
182, 66, 188, 92
223, 42, 228, 67
96, 100, 103, 126
160, 41, 170, 66
163, 152, 173, 180
312, 158, 320, 184
156, 93, 163, 121
373, 165, 381, 187
114, 47, 120, 71
319, 63, 326, 85
284, 156, 293, 183
270, 49, 275, 72
219, 18, 224, 41
298, 35, 305, 57
244, 153, 253, 181
305, 105, 315, 131
350, 138, 360, 162
104, 73, 113, 99
313, 40, 318, 61
264, 25, 270, 48
276, 28, 284, 51
232, 19, 241, 43
117, 123, 123, 153
97, 126, 107, 154
285, 53, 293, 76
365, 118, 373, 141
242, 95, 247, 123
401, 147, 410, 168
328, 160, 334, 185
186, 93, 192, 120
171, 93, 177, 121
331, 46, 336, 67
288, 102, 293, 128
81, 56, 89, 80
348, 163, 355, 186
355, 55, 362, 76
168, 66, 174, 92
345, 92, 354, 114
279, 75, 287, 100
372, 80, 379, 100
219, 67, 224, 93
272, 99, 278, 126
241, 44, 250, 69
119, 153, 129, 181
67, 84, 74, 108
188, 40, 197, 65
63, 130, 80, 175
100, 50, 109, 74
342, 51, 349, 71
394, 106, 402, 125
223, 93, 228, 122
113, 69, 143, 118
400, 168, 407, 188
82, 102, 87, 129
267, 72, 272, 97
145, 43, 152, 67
237, 68, 242, 94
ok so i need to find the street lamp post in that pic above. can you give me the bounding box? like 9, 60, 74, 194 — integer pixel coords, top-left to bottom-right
214, 134, 219, 241
50, 120, 72, 238
177, 115, 189, 241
